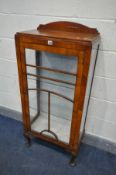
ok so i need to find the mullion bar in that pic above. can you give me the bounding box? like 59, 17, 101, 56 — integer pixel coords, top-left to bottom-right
27, 73, 76, 86
48, 92, 51, 131
26, 64, 76, 76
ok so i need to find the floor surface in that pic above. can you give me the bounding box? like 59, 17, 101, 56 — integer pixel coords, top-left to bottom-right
0, 115, 116, 175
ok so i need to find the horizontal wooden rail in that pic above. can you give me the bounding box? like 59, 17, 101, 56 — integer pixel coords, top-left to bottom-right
28, 88, 74, 103
27, 73, 76, 86
26, 64, 76, 76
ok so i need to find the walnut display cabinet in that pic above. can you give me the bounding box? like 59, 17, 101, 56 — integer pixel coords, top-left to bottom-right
15, 21, 100, 166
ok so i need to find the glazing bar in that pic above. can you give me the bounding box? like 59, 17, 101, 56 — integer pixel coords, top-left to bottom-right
28, 88, 74, 103
27, 73, 75, 86
26, 64, 76, 76
48, 92, 50, 131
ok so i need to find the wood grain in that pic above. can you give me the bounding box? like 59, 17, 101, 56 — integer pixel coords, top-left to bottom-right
15, 21, 100, 158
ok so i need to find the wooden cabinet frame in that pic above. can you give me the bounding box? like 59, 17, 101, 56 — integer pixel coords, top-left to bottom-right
15, 21, 100, 166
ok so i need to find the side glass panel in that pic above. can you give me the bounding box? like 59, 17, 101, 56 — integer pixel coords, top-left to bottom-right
25, 49, 78, 144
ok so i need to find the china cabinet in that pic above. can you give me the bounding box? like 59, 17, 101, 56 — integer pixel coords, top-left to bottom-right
15, 21, 100, 165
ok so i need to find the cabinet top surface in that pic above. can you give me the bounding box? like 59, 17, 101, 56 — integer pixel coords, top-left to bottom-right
17, 21, 100, 43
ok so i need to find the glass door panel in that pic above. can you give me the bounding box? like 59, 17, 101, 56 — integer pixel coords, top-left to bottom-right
25, 49, 78, 144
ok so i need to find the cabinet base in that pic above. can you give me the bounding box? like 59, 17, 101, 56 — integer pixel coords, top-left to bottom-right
24, 132, 78, 166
